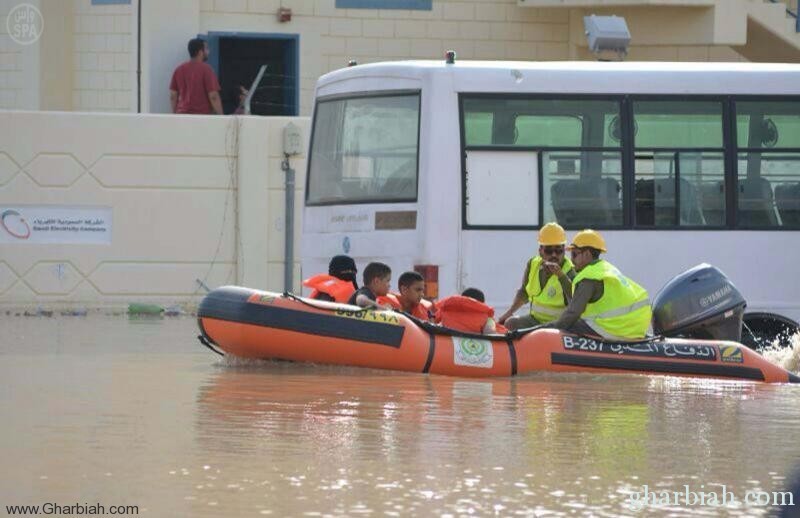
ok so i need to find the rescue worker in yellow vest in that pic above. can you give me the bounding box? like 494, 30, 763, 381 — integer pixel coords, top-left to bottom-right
545, 229, 652, 340
498, 222, 576, 331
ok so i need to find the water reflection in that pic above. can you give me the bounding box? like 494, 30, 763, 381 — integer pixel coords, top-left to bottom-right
196, 362, 800, 516
2, 317, 800, 517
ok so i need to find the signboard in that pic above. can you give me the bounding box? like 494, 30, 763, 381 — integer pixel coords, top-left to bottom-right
0, 206, 112, 244
561, 335, 717, 361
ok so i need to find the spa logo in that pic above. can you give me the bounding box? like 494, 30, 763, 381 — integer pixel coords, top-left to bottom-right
1, 209, 31, 239
7, 4, 43, 46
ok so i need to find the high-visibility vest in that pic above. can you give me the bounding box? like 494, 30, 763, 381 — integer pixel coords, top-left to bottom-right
525, 256, 574, 323
434, 295, 494, 334
572, 260, 652, 340
302, 274, 356, 303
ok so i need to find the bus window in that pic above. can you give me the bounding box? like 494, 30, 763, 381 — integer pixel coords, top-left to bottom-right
462, 98, 615, 148
736, 100, 800, 228
464, 112, 493, 146
466, 151, 538, 226
514, 115, 582, 147
542, 151, 622, 227
307, 93, 420, 205
462, 97, 622, 228
633, 100, 724, 227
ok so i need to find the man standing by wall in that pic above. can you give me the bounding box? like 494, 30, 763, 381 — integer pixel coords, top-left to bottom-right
169, 39, 223, 115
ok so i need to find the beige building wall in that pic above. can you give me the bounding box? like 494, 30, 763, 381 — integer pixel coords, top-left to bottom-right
71, 0, 136, 112
199, 0, 576, 115
2, 0, 759, 114
1, 0, 135, 112
198, 0, 745, 115
0, 0, 41, 109
0, 111, 309, 309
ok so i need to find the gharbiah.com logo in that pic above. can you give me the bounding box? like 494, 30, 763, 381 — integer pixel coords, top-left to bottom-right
7, 3, 43, 46
1, 209, 31, 239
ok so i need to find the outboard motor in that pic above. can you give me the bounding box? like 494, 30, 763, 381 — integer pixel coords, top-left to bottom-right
652, 264, 746, 341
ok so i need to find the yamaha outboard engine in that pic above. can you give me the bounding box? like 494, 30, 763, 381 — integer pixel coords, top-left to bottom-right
652, 264, 746, 341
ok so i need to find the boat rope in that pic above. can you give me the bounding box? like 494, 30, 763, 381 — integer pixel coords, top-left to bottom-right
283, 292, 536, 340
282, 292, 373, 314
197, 333, 225, 356
279, 292, 664, 344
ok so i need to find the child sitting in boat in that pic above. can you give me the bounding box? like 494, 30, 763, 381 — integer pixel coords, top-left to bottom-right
348, 262, 392, 309
434, 288, 499, 334
377, 271, 434, 320
302, 255, 358, 303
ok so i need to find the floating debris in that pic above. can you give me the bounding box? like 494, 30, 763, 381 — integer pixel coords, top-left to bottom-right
127, 303, 164, 316
164, 305, 185, 316
24, 307, 53, 317
60, 308, 88, 317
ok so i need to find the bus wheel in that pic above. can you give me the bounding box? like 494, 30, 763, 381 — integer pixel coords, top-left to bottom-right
741, 312, 800, 351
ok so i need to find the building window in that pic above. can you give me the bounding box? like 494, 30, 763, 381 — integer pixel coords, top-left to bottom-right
91, 0, 131, 4
335, 0, 432, 9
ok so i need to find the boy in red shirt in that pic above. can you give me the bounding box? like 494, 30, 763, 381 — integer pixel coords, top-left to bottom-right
169, 38, 223, 115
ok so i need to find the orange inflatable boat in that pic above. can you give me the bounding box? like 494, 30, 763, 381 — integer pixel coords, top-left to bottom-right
197, 286, 799, 383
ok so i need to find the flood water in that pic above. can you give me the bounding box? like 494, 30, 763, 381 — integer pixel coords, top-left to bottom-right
2, 315, 800, 517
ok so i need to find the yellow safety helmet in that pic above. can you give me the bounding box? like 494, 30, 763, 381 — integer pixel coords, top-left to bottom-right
538, 222, 567, 246
568, 229, 607, 253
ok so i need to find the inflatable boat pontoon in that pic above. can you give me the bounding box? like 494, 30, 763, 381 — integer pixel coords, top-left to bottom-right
197, 285, 800, 383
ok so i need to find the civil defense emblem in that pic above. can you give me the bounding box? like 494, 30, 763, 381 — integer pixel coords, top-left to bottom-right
452, 337, 494, 368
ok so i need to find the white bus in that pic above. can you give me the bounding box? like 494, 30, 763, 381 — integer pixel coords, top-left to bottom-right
301, 59, 800, 336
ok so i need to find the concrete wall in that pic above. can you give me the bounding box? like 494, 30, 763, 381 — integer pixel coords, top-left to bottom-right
0, 110, 309, 309
141, 0, 199, 114
3, 0, 753, 115
0, 0, 135, 112
71, 0, 136, 112
0, 0, 41, 109
199, 0, 577, 116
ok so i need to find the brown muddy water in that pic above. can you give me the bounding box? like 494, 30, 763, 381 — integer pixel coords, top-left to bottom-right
2, 315, 800, 517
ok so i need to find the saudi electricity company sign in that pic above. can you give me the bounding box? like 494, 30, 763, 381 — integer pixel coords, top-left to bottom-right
1, 206, 112, 244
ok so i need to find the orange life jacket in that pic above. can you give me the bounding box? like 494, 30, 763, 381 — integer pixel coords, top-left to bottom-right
377, 293, 434, 321
377, 293, 402, 309
414, 299, 434, 321
434, 295, 494, 334
302, 274, 356, 303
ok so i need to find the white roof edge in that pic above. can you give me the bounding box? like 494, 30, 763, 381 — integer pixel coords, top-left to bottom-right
317, 60, 800, 93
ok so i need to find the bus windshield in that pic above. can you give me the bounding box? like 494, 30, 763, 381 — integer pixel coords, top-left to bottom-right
307, 92, 420, 205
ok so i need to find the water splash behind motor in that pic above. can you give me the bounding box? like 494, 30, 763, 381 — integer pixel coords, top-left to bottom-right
759, 331, 800, 374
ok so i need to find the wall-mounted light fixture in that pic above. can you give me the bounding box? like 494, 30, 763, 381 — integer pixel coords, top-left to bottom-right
584, 15, 630, 61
